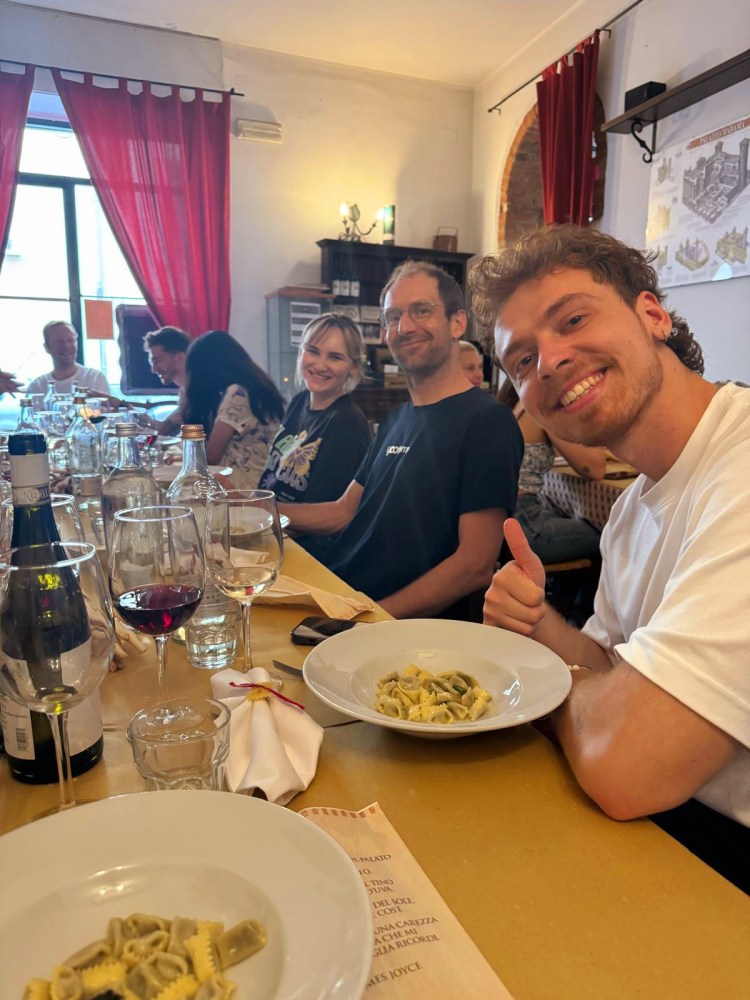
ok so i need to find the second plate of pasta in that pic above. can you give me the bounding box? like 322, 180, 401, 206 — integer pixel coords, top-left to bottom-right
303, 619, 572, 739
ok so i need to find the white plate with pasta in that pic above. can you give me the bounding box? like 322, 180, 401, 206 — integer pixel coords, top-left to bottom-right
0, 791, 372, 999
303, 618, 572, 739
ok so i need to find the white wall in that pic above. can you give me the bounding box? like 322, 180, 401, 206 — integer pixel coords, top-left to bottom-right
222, 45, 474, 364
473, 0, 750, 381
0, 3, 223, 89
0, 4, 475, 370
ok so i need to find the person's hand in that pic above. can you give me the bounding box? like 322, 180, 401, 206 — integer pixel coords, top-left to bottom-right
483, 518, 547, 636
0, 369, 22, 395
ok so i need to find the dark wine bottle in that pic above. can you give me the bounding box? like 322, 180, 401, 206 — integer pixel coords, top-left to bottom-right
0, 432, 103, 784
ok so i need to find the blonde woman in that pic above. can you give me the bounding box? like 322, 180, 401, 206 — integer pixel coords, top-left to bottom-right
260, 314, 371, 556
459, 340, 484, 387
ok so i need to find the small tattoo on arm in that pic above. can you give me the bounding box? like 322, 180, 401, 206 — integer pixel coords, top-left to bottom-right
575, 715, 584, 735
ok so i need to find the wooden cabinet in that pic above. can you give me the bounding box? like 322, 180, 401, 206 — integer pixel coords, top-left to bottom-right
317, 238, 475, 316
351, 385, 411, 429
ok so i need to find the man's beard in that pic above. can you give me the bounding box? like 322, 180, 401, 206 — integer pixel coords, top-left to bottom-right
545, 339, 664, 450
391, 337, 452, 382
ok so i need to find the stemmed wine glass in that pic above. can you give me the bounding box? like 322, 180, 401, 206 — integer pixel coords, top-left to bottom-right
204, 490, 283, 671
0, 541, 115, 811
109, 505, 204, 701
0, 493, 85, 550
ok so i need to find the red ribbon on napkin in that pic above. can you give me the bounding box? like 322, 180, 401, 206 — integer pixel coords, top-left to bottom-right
228, 681, 306, 711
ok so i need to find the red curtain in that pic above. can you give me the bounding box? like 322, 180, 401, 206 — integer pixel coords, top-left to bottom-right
52, 71, 231, 336
0, 64, 34, 266
537, 31, 600, 226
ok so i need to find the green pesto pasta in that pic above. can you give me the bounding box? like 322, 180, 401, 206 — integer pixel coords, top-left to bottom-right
375, 664, 492, 723
23, 914, 267, 1000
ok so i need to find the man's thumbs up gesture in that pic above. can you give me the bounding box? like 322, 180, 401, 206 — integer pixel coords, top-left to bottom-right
483, 518, 547, 635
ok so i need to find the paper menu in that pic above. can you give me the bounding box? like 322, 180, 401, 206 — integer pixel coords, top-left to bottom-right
300, 802, 514, 999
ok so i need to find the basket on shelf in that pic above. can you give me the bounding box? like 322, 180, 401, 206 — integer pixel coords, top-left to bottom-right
432, 227, 458, 252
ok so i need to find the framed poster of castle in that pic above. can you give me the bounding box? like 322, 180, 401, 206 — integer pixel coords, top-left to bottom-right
645, 115, 750, 288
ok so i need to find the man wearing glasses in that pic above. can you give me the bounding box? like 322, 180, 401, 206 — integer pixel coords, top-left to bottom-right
280, 261, 522, 618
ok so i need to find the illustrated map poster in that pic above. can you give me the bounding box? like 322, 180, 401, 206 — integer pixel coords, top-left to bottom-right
645, 115, 750, 288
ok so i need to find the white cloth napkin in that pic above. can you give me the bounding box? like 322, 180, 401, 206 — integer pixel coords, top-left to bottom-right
210, 667, 323, 805
253, 573, 374, 619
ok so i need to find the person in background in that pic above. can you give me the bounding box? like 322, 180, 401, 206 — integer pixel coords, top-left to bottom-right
26, 321, 109, 396
280, 261, 522, 619
182, 330, 285, 488
0, 368, 22, 396
496, 376, 605, 563
471, 224, 749, 891
143, 326, 191, 434
459, 339, 484, 387
259, 313, 371, 560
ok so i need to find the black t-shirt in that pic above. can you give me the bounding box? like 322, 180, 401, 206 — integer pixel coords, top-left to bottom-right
259, 391, 371, 561
325, 387, 523, 601
260, 392, 371, 503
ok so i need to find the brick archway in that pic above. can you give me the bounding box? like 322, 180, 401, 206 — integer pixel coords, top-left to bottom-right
498, 105, 542, 248
498, 96, 607, 247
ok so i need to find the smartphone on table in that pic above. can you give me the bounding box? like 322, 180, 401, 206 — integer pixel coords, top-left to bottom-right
291, 616, 366, 645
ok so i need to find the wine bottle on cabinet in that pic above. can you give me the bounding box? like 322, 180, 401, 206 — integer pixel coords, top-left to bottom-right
0, 432, 103, 784
339, 266, 351, 297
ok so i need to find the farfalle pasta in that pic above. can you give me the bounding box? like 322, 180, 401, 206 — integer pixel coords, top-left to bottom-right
375, 664, 493, 724
23, 913, 267, 1000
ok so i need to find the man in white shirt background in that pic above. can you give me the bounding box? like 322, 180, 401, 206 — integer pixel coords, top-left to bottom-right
26, 320, 109, 397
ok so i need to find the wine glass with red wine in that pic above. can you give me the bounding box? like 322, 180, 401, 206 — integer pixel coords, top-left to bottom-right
109, 505, 204, 701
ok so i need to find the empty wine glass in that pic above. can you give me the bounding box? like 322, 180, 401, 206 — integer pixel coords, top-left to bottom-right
38, 409, 70, 476
0, 541, 115, 811
0, 493, 84, 550
109, 505, 204, 701
204, 489, 283, 671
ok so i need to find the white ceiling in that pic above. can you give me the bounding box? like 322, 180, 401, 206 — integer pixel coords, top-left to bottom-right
8, 0, 594, 88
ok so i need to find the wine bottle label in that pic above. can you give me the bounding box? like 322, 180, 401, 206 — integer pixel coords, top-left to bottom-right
0, 689, 102, 759
0, 638, 99, 758
8, 452, 48, 493
0, 697, 34, 759
11, 483, 51, 507
340, 278, 350, 295
351, 279, 360, 297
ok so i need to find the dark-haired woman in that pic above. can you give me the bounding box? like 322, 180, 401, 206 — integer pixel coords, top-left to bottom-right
182, 330, 285, 488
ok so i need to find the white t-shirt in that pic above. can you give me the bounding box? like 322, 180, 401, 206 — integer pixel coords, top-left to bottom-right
27, 364, 110, 397
583, 383, 750, 825
216, 384, 279, 489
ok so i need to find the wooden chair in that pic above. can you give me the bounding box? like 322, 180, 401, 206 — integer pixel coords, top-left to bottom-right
543, 557, 598, 626
543, 558, 593, 574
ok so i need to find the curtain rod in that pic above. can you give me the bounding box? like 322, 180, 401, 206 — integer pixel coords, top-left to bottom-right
486, 0, 649, 113
0, 57, 243, 98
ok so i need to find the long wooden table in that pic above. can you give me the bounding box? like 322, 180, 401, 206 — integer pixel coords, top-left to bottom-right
1, 540, 749, 999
